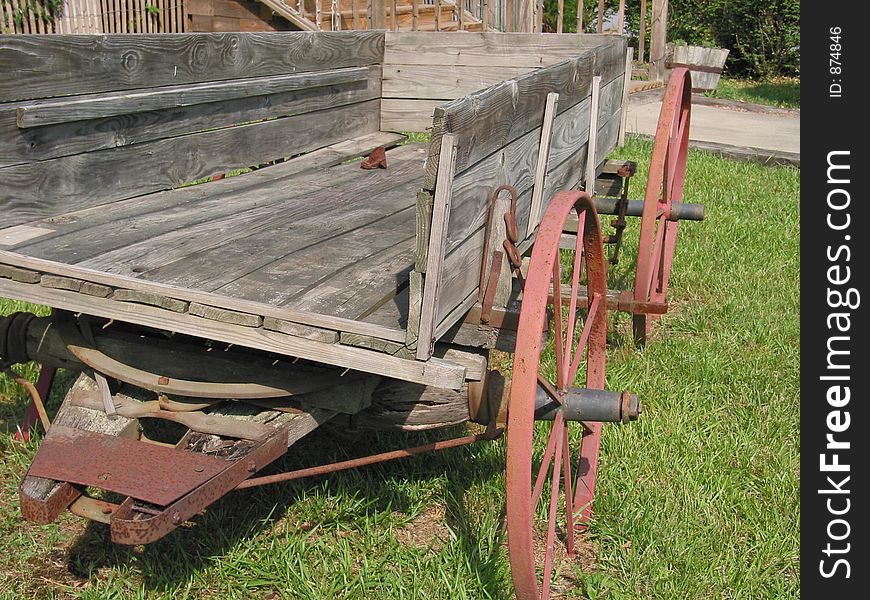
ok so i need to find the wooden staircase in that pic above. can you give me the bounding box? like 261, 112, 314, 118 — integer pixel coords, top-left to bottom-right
259, 0, 487, 32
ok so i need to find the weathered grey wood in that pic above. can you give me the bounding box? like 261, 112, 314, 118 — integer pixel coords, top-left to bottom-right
405, 270, 423, 347
437, 74, 623, 259
355, 379, 469, 431
0, 277, 467, 388
67, 393, 279, 441
339, 332, 414, 359
436, 346, 487, 381
13, 132, 405, 263
422, 41, 625, 188
284, 237, 416, 320
16, 67, 371, 129
384, 31, 623, 68
618, 47, 633, 146
0, 225, 54, 245
414, 189, 435, 271
1, 98, 381, 229
189, 303, 263, 327
263, 317, 340, 344
0, 250, 408, 343
585, 76, 603, 194
668, 44, 729, 90
528, 92, 559, 233
382, 64, 533, 100
0, 264, 40, 283
40, 274, 83, 292
380, 98, 443, 133
156, 165, 419, 298
433, 226, 486, 326
416, 134, 457, 360
0, 66, 383, 168
0, 31, 386, 101
113, 289, 189, 313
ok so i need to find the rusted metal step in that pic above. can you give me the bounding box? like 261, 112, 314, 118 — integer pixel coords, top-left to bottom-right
19, 373, 337, 544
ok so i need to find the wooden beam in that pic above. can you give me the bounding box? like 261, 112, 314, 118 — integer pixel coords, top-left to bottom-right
0, 31, 385, 102
651, 0, 668, 82
0, 250, 408, 342
529, 93, 559, 231
639, 0, 647, 62
597, 0, 604, 32
618, 47, 633, 146
416, 134, 457, 360
371, 0, 386, 29
0, 277, 467, 389
584, 76, 602, 195
16, 67, 370, 129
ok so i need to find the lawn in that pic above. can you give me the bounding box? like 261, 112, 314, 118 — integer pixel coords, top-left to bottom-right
0, 136, 799, 599
705, 77, 800, 109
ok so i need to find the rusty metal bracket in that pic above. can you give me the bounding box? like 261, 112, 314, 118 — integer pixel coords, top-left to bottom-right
109, 428, 289, 545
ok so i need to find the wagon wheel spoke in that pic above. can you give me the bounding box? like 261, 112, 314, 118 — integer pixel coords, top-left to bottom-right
507, 191, 608, 600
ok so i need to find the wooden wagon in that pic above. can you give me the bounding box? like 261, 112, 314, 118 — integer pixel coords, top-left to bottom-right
0, 30, 701, 598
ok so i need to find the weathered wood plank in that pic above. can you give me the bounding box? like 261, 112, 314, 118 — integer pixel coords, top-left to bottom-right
0, 277, 467, 388
438, 74, 623, 257
382, 64, 534, 100
189, 303, 263, 327
0, 99, 381, 229
422, 39, 626, 188
0, 251, 408, 343
262, 317, 340, 344
16, 67, 370, 129
584, 76, 602, 194
0, 31, 386, 101
214, 207, 416, 310
384, 31, 624, 68
286, 238, 415, 320
416, 135, 456, 360
528, 92, 559, 232
380, 98, 443, 132
10, 131, 404, 259
131, 166, 420, 296
0, 65, 383, 168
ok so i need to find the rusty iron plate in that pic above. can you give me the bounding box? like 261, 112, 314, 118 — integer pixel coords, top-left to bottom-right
27, 425, 229, 506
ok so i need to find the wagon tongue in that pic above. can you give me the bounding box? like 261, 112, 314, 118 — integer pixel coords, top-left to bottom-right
18, 374, 332, 545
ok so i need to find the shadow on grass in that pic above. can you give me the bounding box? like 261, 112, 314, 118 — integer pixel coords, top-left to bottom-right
61, 422, 509, 595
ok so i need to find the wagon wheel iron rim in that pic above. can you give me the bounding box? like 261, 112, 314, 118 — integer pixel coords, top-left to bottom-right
506, 191, 608, 600
633, 67, 692, 345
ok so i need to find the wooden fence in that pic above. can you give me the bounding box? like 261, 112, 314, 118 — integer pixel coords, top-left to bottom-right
1, 0, 187, 33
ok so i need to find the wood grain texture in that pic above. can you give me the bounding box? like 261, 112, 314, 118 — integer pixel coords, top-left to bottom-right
1, 250, 408, 343
0, 277, 467, 388
384, 31, 624, 68
10, 131, 404, 260
422, 38, 625, 189
16, 67, 371, 129
416, 134, 456, 360
382, 64, 533, 100
0, 31, 385, 102
1, 99, 381, 229
0, 65, 382, 168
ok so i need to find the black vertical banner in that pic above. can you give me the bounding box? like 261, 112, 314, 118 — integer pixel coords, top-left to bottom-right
802, 1, 867, 596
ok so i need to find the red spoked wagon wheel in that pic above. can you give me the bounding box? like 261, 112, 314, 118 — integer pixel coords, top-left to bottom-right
507, 191, 608, 600
633, 68, 692, 344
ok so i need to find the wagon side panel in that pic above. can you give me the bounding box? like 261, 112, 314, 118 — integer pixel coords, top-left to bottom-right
409, 35, 627, 356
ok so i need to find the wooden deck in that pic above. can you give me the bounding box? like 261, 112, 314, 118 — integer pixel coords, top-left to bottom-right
3, 139, 422, 327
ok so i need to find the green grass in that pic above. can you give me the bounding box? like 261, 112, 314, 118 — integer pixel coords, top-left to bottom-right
0, 136, 799, 598
705, 77, 800, 109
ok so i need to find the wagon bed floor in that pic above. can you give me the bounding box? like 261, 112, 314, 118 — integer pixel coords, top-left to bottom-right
3, 140, 424, 329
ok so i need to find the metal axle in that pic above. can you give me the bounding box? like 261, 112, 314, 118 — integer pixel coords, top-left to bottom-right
593, 197, 705, 221
534, 385, 641, 424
